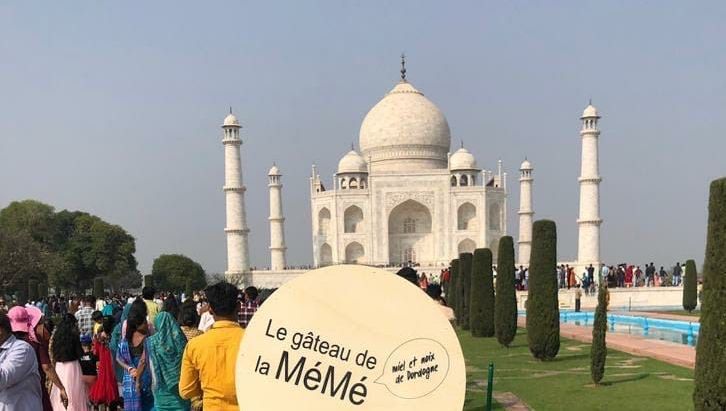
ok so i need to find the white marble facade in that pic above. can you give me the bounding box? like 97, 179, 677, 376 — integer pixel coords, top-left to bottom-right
310, 76, 507, 267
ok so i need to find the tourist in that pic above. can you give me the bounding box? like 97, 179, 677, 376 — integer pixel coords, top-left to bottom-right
673, 262, 682, 286
0, 311, 42, 410
624, 265, 634, 288
238, 286, 260, 329
142, 286, 160, 325
79, 334, 98, 389
7, 306, 52, 410
197, 301, 215, 332
180, 282, 244, 410
574, 285, 582, 312
95, 294, 107, 312
419, 272, 429, 291
75, 295, 96, 337
558, 265, 566, 289
116, 301, 154, 411
89, 316, 120, 410
50, 314, 89, 411
34, 313, 66, 410
163, 294, 180, 320
147, 312, 190, 410
179, 301, 203, 341
600, 264, 609, 286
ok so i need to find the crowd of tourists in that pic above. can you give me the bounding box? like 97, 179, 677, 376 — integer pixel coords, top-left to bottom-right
0, 282, 261, 410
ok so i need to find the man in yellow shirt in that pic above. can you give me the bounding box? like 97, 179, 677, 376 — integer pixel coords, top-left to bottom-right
180, 282, 244, 410
142, 286, 160, 325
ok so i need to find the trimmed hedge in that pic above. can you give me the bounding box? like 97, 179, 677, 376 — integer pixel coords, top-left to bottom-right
683, 259, 698, 313
459, 252, 473, 330
591, 284, 609, 384
526, 220, 560, 360
694, 178, 726, 410
470, 248, 495, 337
495, 236, 517, 347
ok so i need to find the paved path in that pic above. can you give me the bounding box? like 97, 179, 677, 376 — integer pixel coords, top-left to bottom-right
493, 392, 531, 411
517, 317, 696, 369
617, 311, 700, 322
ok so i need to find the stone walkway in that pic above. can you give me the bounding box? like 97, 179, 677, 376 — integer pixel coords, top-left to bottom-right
617, 311, 700, 322
517, 317, 696, 369
493, 392, 532, 410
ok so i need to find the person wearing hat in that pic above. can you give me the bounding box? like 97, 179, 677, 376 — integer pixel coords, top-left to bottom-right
0, 311, 43, 410
7, 306, 54, 410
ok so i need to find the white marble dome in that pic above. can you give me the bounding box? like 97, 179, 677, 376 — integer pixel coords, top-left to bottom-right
359, 81, 451, 171
223, 113, 240, 127
582, 104, 599, 118
520, 159, 532, 170
449, 147, 478, 171
337, 150, 368, 174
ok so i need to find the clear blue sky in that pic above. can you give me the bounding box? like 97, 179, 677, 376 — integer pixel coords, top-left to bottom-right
1, 1, 724, 274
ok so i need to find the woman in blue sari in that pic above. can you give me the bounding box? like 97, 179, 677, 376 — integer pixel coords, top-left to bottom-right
110, 303, 132, 383
115, 301, 154, 411
148, 312, 189, 410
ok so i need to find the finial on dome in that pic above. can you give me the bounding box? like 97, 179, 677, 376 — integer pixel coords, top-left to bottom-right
229, 106, 233, 114
588, 98, 592, 105
351, 141, 355, 151
400, 53, 407, 81
460, 140, 464, 149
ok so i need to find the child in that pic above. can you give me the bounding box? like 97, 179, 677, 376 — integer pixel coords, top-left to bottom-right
80, 334, 99, 389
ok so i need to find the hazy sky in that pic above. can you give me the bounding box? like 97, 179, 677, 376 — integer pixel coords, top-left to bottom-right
2, 1, 725, 274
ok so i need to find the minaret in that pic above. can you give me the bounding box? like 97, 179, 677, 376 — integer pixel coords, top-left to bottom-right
577, 102, 603, 270
222, 109, 250, 282
268, 164, 287, 271
517, 159, 534, 266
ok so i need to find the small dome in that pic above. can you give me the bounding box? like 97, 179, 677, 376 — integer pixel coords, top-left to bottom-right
223, 113, 240, 127
581, 104, 599, 118
449, 148, 478, 171
268, 164, 281, 176
520, 159, 532, 170
337, 150, 368, 174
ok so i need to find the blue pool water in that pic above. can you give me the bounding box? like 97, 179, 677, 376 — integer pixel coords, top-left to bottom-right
559, 312, 699, 346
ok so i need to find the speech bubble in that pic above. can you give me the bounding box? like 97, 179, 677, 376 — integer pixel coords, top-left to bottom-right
375, 338, 450, 399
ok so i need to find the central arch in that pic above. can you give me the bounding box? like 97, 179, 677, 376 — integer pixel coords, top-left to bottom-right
388, 199, 433, 265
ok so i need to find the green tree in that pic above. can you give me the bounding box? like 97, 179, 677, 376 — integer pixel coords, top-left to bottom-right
449, 259, 460, 321
0, 230, 48, 293
683, 259, 698, 313
694, 178, 726, 410
591, 284, 609, 384
38, 282, 48, 298
93, 278, 105, 298
151, 254, 206, 292
185, 279, 193, 298
459, 252, 473, 330
526, 220, 560, 360
495, 236, 517, 347
0, 200, 56, 245
144, 274, 154, 288
470, 248, 495, 337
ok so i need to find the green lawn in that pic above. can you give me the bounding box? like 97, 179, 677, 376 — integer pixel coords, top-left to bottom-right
461, 328, 694, 411
656, 310, 701, 318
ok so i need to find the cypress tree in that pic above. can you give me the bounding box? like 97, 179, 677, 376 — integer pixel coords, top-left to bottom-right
459, 252, 473, 330
93, 278, 105, 298
694, 178, 726, 410
185, 279, 193, 300
470, 248, 494, 337
683, 259, 698, 313
448, 259, 459, 317
495, 236, 517, 347
144, 274, 153, 288
526, 219, 560, 360
590, 284, 609, 384
38, 282, 48, 299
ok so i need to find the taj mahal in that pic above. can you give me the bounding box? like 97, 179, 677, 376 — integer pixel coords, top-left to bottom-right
221, 58, 603, 288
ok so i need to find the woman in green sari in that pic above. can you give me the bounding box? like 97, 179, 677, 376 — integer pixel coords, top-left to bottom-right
147, 311, 189, 410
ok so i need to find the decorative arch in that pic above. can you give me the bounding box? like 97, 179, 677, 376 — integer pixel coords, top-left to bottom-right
345, 242, 365, 264
360, 179, 367, 189
450, 176, 457, 187
349, 178, 358, 189
457, 202, 478, 231
344, 205, 364, 233
388, 199, 433, 265
340, 178, 347, 189
489, 238, 500, 261
460, 175, 468, 186
318, 208, 331, 235
319, 243, 333, 266
488, 202, 502, 231
458, 238, 476, 255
